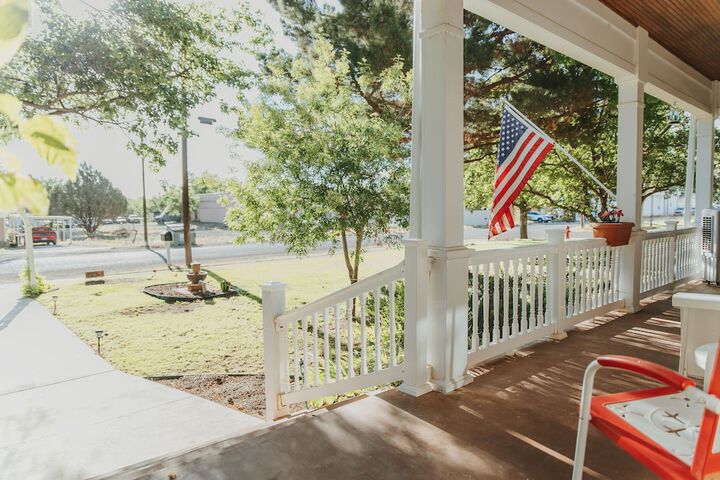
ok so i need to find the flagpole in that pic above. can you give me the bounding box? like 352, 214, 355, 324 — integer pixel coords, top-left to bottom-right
501, 98, 616, 199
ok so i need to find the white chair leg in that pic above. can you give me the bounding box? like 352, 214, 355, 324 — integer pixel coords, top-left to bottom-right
572, 360, 601, 480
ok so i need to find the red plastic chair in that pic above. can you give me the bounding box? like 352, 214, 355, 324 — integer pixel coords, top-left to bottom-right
572, 349, 720, 479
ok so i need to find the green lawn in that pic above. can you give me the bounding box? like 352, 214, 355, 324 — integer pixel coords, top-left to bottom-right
38, 248, 404, 377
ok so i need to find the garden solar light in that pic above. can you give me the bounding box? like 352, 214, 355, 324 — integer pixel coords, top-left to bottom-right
95, 329, 106, 356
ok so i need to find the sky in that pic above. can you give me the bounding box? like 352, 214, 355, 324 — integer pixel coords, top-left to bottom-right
8, 0, 300, 198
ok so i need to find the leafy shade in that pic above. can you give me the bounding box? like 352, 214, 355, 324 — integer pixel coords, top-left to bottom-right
227, 38, 410, 283
48, 163, 127, 233
1, 0, 261, 166
0, 0, 77, 215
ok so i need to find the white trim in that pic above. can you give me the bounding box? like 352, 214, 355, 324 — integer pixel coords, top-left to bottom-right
281, 365, 404, 404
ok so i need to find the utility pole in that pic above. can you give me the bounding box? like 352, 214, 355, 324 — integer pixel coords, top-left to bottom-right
141, 157, 149, 248
181, 115, 216, 268
181, 131, 192, 267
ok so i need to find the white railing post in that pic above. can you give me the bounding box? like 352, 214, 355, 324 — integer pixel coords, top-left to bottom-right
665, 220, 679, 282
261, 281, 289, 421
546, 229, 568, 339
400, 239, 433, 396
619, 230, 647, 312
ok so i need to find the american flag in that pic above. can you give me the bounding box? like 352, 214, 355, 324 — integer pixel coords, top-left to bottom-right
488, 106, 554, 238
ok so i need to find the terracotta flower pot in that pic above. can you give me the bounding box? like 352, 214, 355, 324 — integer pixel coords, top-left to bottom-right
591, 222, 634, 247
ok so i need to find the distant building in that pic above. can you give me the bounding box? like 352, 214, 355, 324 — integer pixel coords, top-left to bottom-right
464, 209, 490, 227
641, 192, 693, 217
194, 192, 229, 224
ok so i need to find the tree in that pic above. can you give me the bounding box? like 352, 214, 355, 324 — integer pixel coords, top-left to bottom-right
191, 171, 226, 194
49, 163, 127, 233
226, 38, 410, 284
273, 4, 695, 237
152, 181, 198, 217
0, 0, 77, 216
1, 0, 261, 167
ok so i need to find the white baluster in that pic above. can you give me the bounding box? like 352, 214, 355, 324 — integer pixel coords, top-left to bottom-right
529, 256, 536, 332
567, 248, 575, 318
323, 307, 330, 384
512, 258, 519, 337
312, 312, 319, 386
389, 282, 396, 366
482, 264, 489, 346
374, 287, 382, 372
360, 293, 367, 375
502, 261, 509, 340
493, 262, 500, 343
335, 303, 342, 379
471, 264, 479, 351
302, 315, 309, 388
538, 255, 545, 325
520, 257, 527, 335
347, 298, 354, 377
293, 319, 300, 390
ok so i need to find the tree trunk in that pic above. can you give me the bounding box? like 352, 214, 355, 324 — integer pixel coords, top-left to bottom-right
340, 229, 356, 284
519, 210, 529, 239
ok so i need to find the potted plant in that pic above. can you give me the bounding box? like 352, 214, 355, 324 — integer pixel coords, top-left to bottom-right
592, 207, 634, 246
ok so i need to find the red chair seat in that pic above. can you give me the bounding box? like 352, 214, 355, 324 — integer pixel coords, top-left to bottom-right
591, 386, 709, 479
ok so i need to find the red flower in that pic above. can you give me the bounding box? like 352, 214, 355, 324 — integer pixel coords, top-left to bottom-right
600, 211, 610, 219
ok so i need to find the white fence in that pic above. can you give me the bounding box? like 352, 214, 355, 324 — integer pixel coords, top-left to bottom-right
262, 263, 405, 419
467, 238, 623, 367
640, 226, 700, 298
263, 227, 700, 419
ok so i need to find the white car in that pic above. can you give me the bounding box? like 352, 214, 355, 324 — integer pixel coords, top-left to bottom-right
527, 211, 553, 223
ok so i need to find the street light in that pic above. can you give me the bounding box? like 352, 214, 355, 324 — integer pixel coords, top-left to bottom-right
181, 115, 217, 267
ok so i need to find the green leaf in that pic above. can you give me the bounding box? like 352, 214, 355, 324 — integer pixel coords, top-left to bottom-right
18, 115, 78, 180
0, 171, 49, 215
0, 0, 29, 67
0, 94, 22, 123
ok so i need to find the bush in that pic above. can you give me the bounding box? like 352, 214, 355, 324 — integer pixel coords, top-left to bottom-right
20, 262, 51, 298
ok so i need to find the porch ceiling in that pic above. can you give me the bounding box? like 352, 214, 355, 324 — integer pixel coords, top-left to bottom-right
599, 0, 720, 81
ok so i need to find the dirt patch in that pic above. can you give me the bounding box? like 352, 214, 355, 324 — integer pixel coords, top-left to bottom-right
117, 302, 200, 316
154, 374, 267, 418
143, 282, 238, 302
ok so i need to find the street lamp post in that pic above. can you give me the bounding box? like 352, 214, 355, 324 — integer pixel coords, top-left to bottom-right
181, 116, 217, 268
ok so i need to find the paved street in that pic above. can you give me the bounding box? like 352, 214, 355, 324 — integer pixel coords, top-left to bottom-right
0, 285, 264, 479
0, 242, 300, 284
0, 222, 588, 284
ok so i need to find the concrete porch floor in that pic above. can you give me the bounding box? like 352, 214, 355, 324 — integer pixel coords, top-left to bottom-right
120, 282, 715, 480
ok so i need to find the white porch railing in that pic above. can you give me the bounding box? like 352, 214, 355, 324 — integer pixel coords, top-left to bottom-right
467, 238, 624, 367
262, 263, 406, 419
263, 227, 701, 419
640, 225, 700, 298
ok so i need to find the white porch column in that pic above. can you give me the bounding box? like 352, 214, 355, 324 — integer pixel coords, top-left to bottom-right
695, 116, 716, 225
616, 79, 645, 227
616, 69, 645, 313
684, 116, 696, 227
417, 0, 472, 393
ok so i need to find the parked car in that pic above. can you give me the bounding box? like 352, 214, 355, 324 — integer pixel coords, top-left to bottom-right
32, 226, 57, 245
527, 211, 553, 223
127, 214, 142, 223
673, 207, 695, 216
154, 213, 181, 224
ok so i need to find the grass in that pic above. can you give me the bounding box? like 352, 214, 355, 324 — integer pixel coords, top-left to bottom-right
38, 247, 404, 377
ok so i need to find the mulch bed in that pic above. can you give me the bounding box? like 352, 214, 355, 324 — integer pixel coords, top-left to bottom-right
154, 374, 267, 418
143, 282, 239, 302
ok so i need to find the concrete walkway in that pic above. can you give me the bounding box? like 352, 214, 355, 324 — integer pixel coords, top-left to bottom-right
0, 285, 264, 480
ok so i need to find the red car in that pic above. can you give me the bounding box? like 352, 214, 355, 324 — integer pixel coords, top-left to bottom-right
32, 226, 57, 245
